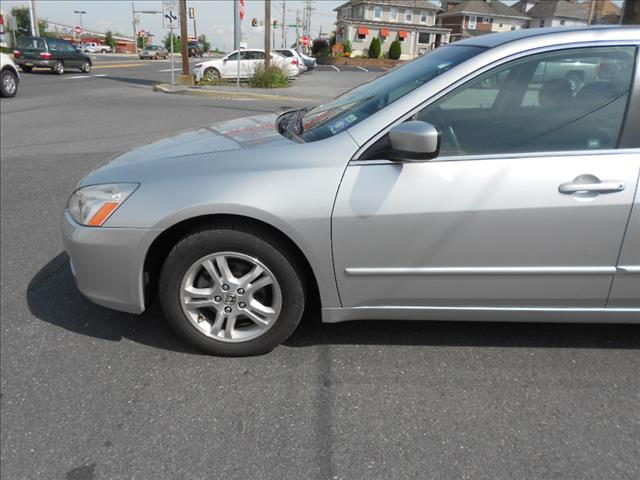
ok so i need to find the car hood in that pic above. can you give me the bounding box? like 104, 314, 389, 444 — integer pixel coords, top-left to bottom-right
80, 114, 296, 185
109, 114, 290, 164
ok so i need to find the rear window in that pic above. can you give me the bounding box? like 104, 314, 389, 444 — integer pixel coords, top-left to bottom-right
17, 38, 46, 50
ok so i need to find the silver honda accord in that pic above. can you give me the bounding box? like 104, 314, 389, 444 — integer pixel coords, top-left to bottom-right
62, 27, 640, 356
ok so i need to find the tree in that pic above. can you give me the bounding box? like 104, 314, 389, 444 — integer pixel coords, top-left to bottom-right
368, 37, 381, 59
162, 32, 181, 52
104, 30, 117, 49
10, 6, 49, 37
388, 40, 402, 60
198, 34, 210, 52
137, 36, 145, 49
311, 38, 330, 57
343, 39, 352, 55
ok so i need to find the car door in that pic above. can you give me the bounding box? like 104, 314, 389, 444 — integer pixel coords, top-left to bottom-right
332, 45, 640, 310
220, 51, 242, 77
62, 41, 81, 67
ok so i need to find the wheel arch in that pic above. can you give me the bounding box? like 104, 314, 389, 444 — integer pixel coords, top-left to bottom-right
143, 213, 321, 316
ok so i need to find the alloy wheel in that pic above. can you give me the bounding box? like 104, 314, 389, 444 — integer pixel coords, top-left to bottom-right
179, 252, 282, 343
2, 72, 17, 95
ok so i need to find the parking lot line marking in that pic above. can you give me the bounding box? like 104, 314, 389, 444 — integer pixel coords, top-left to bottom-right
157, 68, 181, 72
92, 63, 147, 69
330, 65, 340, 72
93, 74, 108, 77
66, 75, 92, 79
356, 66, 369, 72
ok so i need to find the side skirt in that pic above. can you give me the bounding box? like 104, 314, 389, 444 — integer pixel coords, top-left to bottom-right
321, 306, 640, 324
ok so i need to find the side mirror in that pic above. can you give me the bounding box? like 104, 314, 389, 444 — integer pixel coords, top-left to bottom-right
387, 121, 440, 161
223, 59, 228, 64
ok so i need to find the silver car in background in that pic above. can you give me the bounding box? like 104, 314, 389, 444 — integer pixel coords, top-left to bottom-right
62, 27, 640, 356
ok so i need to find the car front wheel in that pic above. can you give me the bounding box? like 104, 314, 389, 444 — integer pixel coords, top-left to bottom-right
81, 61, 91, 73
159, 227, 306, 356
203, 67, 220, 81
1, 69, 18, 98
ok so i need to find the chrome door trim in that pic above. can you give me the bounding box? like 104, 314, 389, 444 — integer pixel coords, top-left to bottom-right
352, 306, 640, 312
349, 148, 640, 166
345, 266, 616, 276
617, 265, 640, 274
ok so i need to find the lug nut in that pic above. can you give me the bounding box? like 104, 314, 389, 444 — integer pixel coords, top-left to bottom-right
237, 288, 245, 295
222, 284, 230, 291
239, 302, 246, 308
214, 296, 222, 302
224, 306, 232, 313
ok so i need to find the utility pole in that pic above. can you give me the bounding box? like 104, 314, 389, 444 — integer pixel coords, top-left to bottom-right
131, 1, 137, 53
30, 0, 39, 36
265, 0, 271, 68
179, 0, 190, 79
281, 0, 286, 48
74, 10, 86, 29
588, 0, 598, 25
295, 9, 300, 49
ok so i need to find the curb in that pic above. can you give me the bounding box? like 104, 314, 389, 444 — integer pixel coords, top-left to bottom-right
152, 83, 313, 102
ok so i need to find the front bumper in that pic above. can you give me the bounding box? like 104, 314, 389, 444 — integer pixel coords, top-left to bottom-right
16, 59, 55, 69
193, 67, 204, 82
61, 211, 161, 314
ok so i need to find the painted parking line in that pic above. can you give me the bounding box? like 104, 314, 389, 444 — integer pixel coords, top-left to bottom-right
66, 74, 109, 79
356, 66, 369, 72
157, 68, 181, 72
92, 63, 148, 69
330, 65, 340, 72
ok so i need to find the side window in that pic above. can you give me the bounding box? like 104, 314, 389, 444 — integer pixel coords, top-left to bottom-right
63, 42, 76, 53
48, 40, 60, 52
416, 46, 636, 156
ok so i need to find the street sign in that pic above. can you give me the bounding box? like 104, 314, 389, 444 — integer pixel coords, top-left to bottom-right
302, 36, 309, 46
240, 0, 245, 21
162, 0, 179, 29
74, 25, 83, 35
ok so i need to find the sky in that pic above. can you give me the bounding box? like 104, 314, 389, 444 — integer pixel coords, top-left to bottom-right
0, 0, 349, 50
0, 0, 623, 51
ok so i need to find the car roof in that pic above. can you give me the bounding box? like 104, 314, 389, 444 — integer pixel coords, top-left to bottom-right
456, 25, 640, 49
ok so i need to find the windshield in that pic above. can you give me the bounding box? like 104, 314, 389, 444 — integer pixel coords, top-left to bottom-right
300, 45, 485, 142
146, 46, 158, 50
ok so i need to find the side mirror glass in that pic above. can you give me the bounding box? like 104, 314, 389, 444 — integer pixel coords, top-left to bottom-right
387, 121, 440, 162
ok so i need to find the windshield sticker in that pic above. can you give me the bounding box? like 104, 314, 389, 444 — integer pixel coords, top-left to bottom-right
328, 120, 347, 135
344, 114, 357, 124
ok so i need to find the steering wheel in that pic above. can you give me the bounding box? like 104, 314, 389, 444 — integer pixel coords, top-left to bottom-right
417, 106, 462, 154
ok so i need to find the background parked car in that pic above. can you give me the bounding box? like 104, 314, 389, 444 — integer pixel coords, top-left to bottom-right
193, 49, 298, 82
139, 45, 168, 60
188, 41, 205, 58
273, 48, 307, 74
300, 53, 316, 71
0, 52, 20, 98
82, 42, 111, 54
13, 37, 92, 75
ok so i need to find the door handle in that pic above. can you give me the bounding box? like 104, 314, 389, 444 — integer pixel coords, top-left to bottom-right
558, 174, 625, 195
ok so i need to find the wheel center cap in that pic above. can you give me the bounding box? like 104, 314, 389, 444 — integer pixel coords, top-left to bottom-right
224, 293, 237, 305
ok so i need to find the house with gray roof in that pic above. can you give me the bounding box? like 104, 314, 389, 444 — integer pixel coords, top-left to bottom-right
513, 0, 589, 27
437, 0, 531, 42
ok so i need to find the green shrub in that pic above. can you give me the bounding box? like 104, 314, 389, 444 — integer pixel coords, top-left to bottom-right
388, 40, 402, 60
368, 37, 381, 59
343, 39, 352, 54
248, 64, 290, 88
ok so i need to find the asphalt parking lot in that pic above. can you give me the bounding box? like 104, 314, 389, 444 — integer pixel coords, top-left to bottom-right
1, 54, 639, 480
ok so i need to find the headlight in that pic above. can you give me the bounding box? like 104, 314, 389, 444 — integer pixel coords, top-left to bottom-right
67, 183, 139, 227
194, 63, 203, 69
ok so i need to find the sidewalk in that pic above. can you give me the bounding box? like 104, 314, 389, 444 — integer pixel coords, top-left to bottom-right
153, 69, 379, 103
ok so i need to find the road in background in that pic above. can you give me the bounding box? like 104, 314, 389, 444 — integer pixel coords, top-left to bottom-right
1, 57, 639, 480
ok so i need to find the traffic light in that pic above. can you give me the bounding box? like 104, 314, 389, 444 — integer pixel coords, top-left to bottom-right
188, 7, 195, 19
251, 18, 258, 27
273, 19, 278, 29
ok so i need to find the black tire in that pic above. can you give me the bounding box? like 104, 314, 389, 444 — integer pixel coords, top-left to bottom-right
81, 61, 91, 73
159, 227, 306, 356
203, 67, 220, 81
20, 66, 33, 73
1, 69, 19, 98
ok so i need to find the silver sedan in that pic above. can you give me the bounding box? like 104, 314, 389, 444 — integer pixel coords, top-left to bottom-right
62, 27, 640, 356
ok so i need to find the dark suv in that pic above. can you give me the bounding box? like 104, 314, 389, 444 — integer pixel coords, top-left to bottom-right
188, 42, 204, 58
13, 37, 92, 75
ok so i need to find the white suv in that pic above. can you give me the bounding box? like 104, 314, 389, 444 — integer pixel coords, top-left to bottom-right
0, 53, 20, 98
